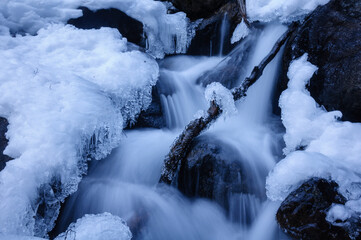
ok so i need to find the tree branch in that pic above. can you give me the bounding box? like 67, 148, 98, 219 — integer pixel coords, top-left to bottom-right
159, 22, 299, 185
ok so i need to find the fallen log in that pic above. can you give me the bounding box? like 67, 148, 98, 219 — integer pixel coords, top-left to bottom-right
159, 22, 299, 185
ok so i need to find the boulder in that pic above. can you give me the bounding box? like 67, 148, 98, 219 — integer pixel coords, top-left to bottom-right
187, 1, 244, 56
0, 117, 12, 171
277, 178, 361, 240
196, 27, 258, 88
177, 135, 266, 219
170, 0, 229, 20
280, 0, 361, 122
68, 7, 145, 48
130, 86, 166, 129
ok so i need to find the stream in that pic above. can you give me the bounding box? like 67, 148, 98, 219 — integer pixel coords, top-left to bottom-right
55, 21, 291, 240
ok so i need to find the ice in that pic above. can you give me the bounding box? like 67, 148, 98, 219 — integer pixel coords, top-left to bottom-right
231, 20, 250, 44
246, 0, 330, 22
55, 213, 132, 240
266, 54, 361, 209
0, 0, 191, 58
205, 82, 237, 116
0, 25, 158, 236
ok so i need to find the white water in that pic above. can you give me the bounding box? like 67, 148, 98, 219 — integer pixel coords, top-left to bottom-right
56, 23, 290, 240
219, 14, 229, 56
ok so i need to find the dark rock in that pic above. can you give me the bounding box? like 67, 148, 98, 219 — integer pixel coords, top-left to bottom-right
131, 86, 166, 129
187, 1, 244, 56
197, 28, 259, 88
280, 0, 361, 122
0, 117, 12, 171
127, 209, 149, 240
276, 178, 358, 240
177, 135, 267, 222
170, 0, 229, 20
68, 7, 145, 48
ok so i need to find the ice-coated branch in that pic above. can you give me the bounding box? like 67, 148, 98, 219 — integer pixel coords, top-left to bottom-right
159, 21, 299, 185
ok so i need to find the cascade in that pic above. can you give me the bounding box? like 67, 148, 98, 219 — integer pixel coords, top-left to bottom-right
218, 14, 229, 56
55, 22, 290, 240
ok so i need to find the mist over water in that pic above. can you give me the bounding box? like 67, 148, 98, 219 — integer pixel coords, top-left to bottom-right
56, 23, 290, 240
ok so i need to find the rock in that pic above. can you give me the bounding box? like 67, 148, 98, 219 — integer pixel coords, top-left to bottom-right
170, 0, 229, 20
276, 178, 360, 240
280, 0, 361, 122
130, 86, 166, 129
68, 7, 145, 48
177, 135, 266, 220
187, 1, 244, 56
0, 117, 12, 171
197, 27, 258, 88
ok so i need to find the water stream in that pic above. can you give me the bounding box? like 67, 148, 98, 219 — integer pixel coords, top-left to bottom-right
55, 22, 290, 240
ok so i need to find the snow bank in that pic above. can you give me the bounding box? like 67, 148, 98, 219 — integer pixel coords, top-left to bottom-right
205, 82, 237, 116
267, 54, 361, 210
0, 25, 158, 236
0, 0, 191, 58
247, 0, 330, 22
55, 213, 132, 240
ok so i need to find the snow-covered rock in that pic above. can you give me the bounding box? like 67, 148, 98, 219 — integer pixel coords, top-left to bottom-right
0, 25, 158, 236
0, 0, 191, 58
267, 55, 361, 235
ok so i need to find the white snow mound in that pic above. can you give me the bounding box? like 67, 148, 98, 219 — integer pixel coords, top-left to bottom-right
247, 0, 330, 22
55, 213, 132, 240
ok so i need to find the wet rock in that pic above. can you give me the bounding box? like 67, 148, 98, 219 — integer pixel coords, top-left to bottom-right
177, 135, 266, 216
0, 117, 12, 171
130, 86, 166, 129
169, 0, 229, 20
197, 28, 258, 88
276, 178, 360, 240
68, 7, 145, 48
187, 1, 244, 56
280, 0, 361, 122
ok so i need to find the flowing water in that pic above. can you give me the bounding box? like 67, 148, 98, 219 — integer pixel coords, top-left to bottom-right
55, 23, 290, 240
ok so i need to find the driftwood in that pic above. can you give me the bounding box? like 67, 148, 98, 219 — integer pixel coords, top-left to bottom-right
159, 22, 299, 185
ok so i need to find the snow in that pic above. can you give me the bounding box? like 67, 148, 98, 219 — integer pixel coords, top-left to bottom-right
0, 25, 158, 236
0, 235, 45, 240
326, 204, 352, 224
266, 54, 361, 211
231, 20, 250, 44
0, 0, 191, 58
246, 0, 330, 22
205, 82, 237, 116
55, 213, 132, 240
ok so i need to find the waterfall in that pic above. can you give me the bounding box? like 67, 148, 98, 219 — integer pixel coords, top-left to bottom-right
219, 14, 229, 56
54, 23, 290, 240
